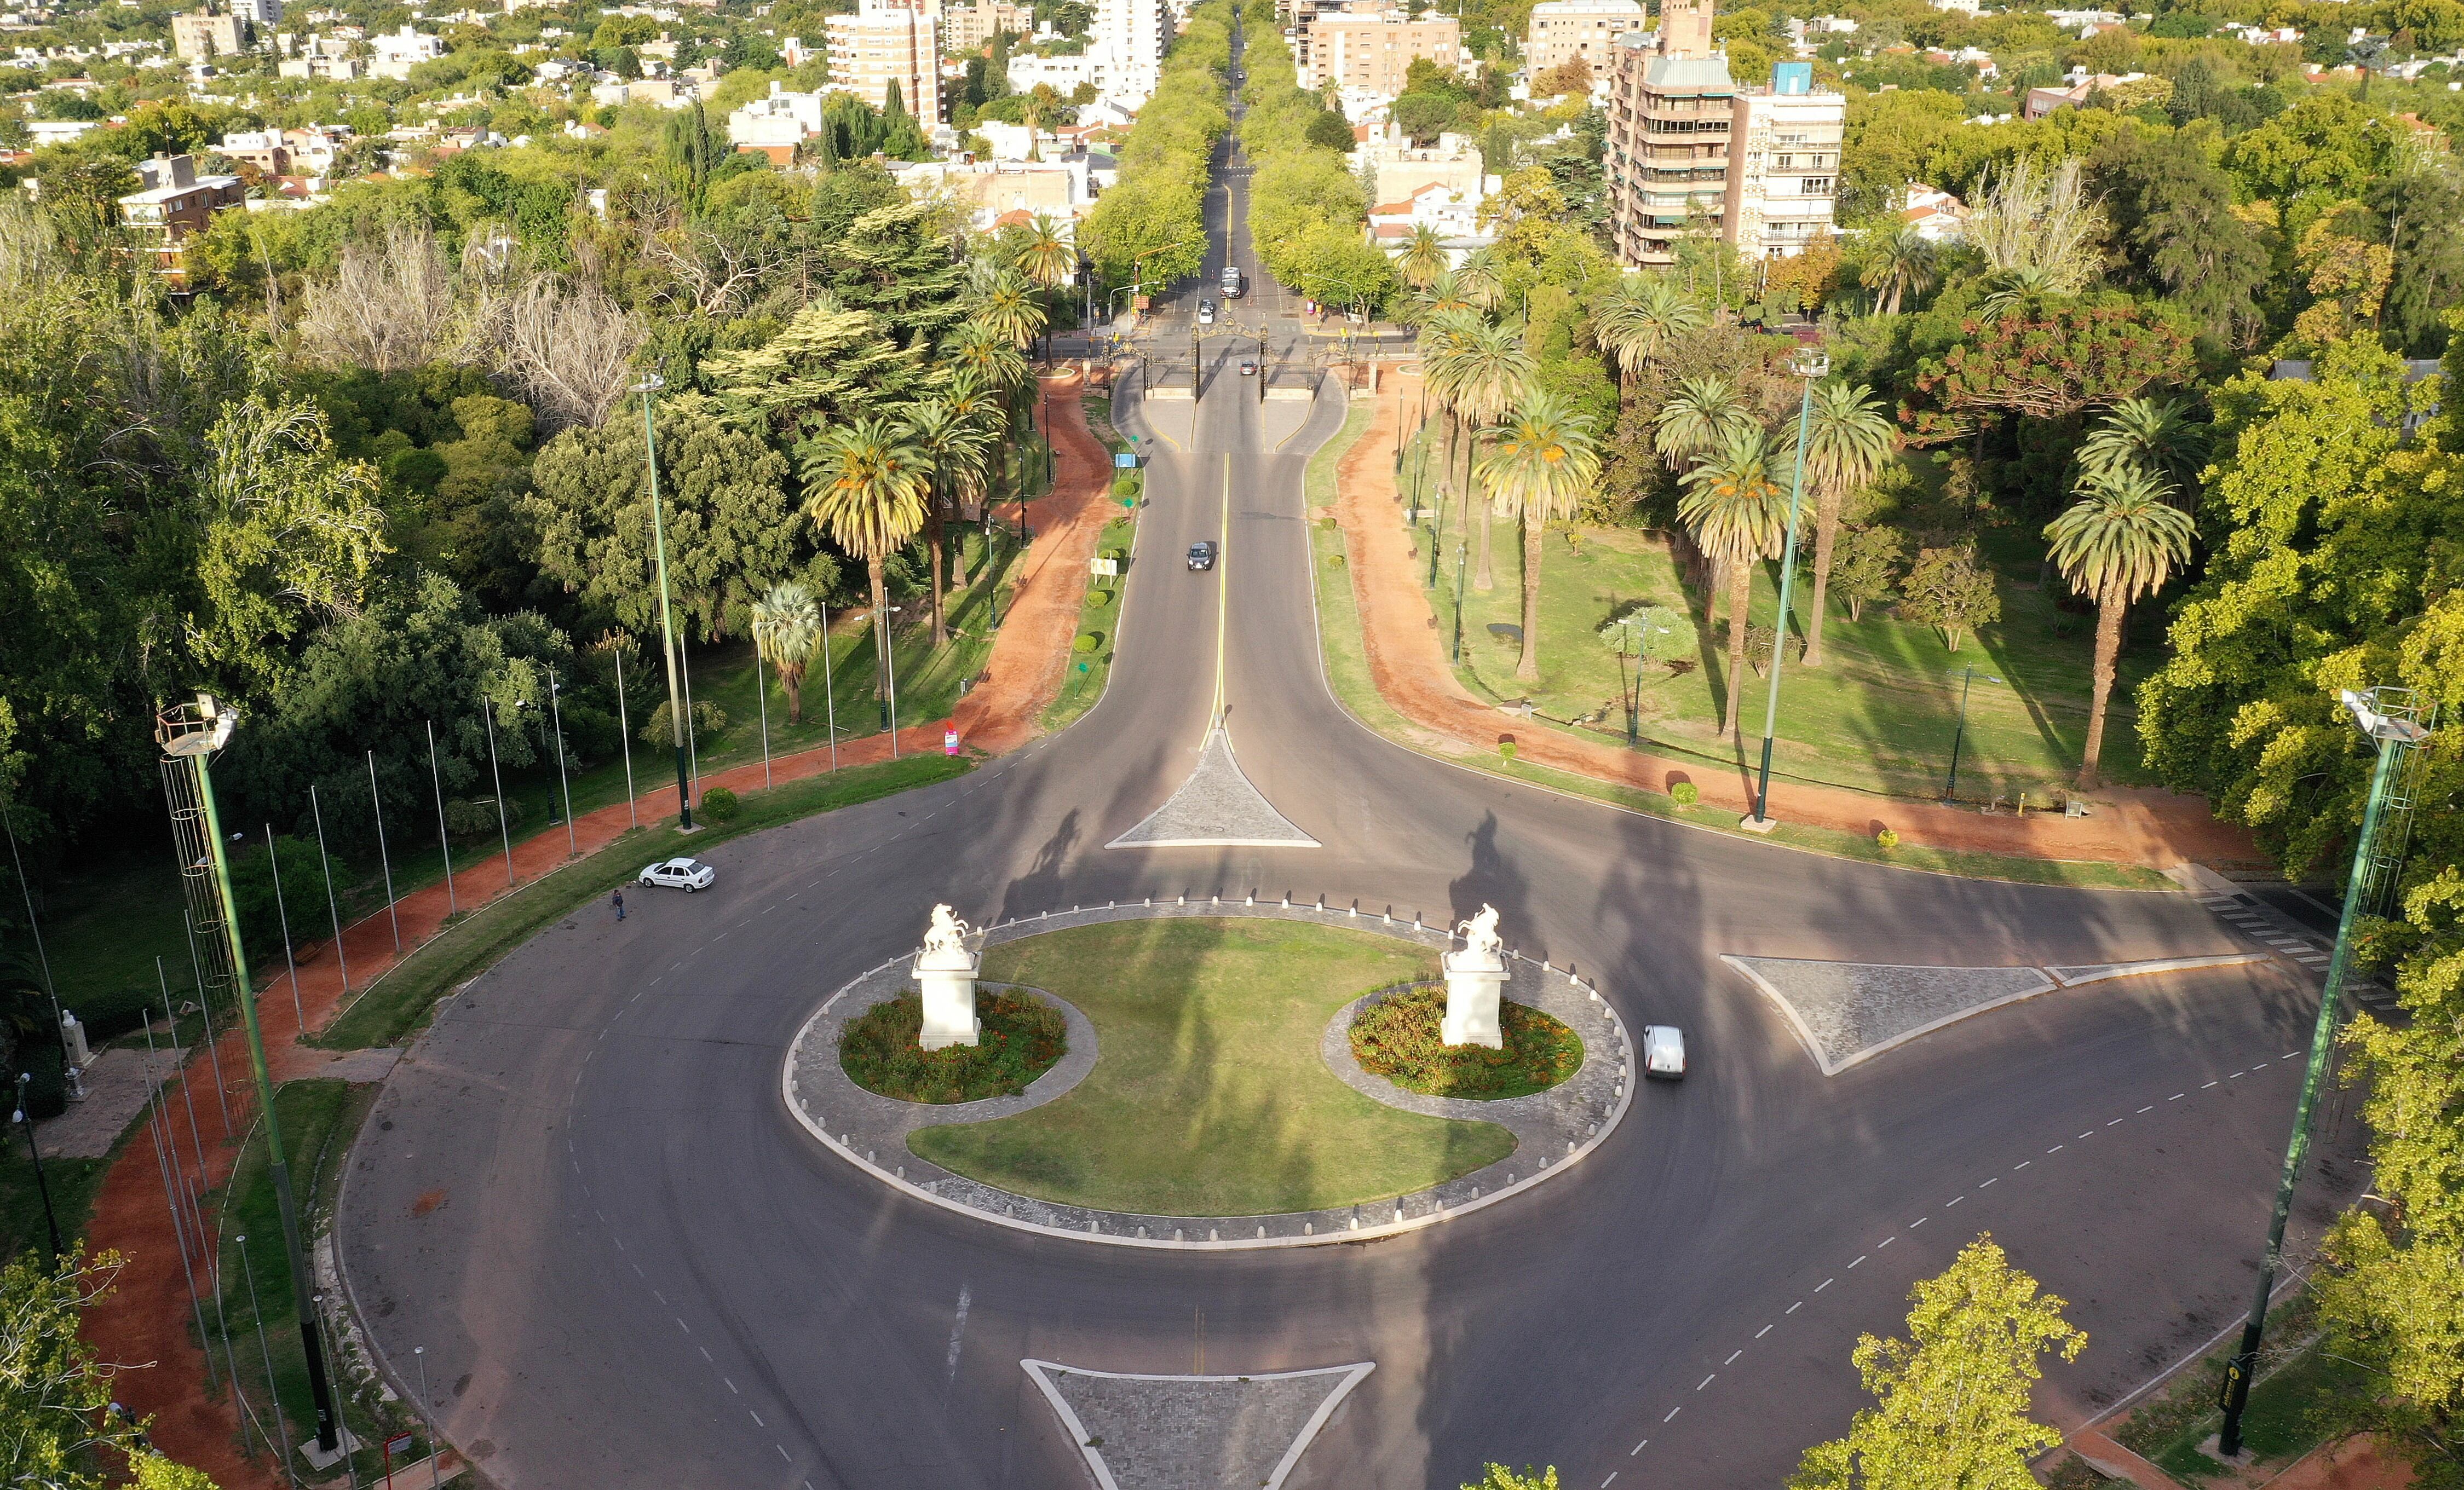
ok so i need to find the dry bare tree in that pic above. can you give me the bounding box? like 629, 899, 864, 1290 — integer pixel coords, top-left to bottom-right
1966, 158, 2106, 302
483, 274, 646, 431
0, 195, 59, 288
296, 223, 458, 374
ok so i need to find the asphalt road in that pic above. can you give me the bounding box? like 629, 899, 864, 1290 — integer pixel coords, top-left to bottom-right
335, 28, 2365, 1490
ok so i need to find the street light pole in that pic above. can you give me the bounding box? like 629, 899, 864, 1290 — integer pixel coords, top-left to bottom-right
632, 374, 694, 831
2217, 686, 2432, 1458
1941, 665, 2001, 803
1750, 350, 1828, 827
547, 666, 576, 857
157, 695, 343, 1454
14, 1073, 60, 1268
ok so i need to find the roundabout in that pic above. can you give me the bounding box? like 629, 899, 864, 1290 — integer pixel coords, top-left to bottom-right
334, 89, 2348, 1490
782, 900, 1630, 1248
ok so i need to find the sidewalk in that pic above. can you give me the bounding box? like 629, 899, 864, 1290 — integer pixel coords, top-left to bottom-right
77, 371, 1117, 1487
1327, 367, 2260, 872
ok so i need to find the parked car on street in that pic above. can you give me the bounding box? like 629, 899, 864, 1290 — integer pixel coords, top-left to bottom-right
1642, 1025, 1687, 1078
640, 857, 716, 892
1240, 359, 1258, 376
1187, 541, 1217, 571
1198, 298, 1216, 324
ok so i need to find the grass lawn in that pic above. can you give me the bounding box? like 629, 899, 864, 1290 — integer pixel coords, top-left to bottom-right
1419, 438, 2165, 805
909, 919, 1516, 1216
2115, 1290, 2361, 1482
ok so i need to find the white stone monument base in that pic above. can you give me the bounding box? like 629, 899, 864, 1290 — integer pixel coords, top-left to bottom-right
1440, 950, 1509, 1049
915, 951, 982, 1051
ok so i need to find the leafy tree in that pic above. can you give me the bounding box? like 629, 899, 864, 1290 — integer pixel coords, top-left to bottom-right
1830, 525, 1905, 622
1476, 390, 1602, 683
1678, 423, 1791, 738
1392, 92, 1459, 145
2044, 467, 2195, 787
1905, 296, 2195, 442
2222, 94, 2405, 233
1303, 109, 1354, 151
1899, 542, 2000, 653
0, 1247, 212, 1489
1789, 1235, 2085, 1490
1792, 381, 1898, 666
2089, 126, 2270, 355
527, 392, 811, 643
1462, 1469, 1559, 1490
2370, 165, 2464, 357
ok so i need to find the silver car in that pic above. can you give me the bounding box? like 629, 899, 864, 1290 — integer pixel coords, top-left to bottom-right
1642, 1024, 1686, 1079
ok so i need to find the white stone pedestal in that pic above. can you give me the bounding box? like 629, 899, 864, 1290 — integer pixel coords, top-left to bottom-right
914, 944, 982, 1050
1441, 949, 1509, 1048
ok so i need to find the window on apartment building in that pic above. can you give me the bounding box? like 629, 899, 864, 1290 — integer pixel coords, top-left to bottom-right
1801, 177, 1833, 194
1772, 153, 1793, 168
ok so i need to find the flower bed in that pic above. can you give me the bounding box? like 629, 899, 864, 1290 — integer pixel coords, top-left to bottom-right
839, 990, 1067, 1103
1349, 984, 1583, 1099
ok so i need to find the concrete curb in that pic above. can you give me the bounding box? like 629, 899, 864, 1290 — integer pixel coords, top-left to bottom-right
779, 898, 1633, 1250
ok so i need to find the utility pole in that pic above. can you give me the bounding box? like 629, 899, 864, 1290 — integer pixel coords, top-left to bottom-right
2216, 686, 2433, 1458
631, 374, 694, 830
1748, 349, 1827, 827
158, 695, 343, 1456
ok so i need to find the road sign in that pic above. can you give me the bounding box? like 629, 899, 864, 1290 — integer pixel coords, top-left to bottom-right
386, 1433, 414, 1456
1113, 451, 1138, 469
1091, 557, 1120, 578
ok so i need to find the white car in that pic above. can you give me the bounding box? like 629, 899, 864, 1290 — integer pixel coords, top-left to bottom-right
1642, 1025, 1687, 1079
638, 857, 715, 892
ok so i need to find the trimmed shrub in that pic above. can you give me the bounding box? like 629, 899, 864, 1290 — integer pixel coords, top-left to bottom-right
1111, 473, 1142, 499
1671, 782, 1699, 807
641, 698, 727, 748
839, 990, 1068, 1102
1350, 985, 1584, 1099
1497, 738, 1517, 761
1086, 588, 1112, 607
1074, 632, 1102, 652
700, 787, 741, 821
1875, 828, 1899, 849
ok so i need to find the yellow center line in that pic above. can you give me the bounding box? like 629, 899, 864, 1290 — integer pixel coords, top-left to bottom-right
1210, 455, 1231, 737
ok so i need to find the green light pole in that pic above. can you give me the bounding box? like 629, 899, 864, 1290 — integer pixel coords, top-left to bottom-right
632, 374, 694, 831
158, 695, 342, 1456
2217, 685, 2431, 1458
1749, 348, 1828, 827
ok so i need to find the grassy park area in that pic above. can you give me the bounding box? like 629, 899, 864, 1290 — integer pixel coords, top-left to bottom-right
909, 919, 1515, 1216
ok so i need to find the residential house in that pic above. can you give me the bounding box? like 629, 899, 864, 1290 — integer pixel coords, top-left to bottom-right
1895, 181, 1966, 241
115, 153, 244, 284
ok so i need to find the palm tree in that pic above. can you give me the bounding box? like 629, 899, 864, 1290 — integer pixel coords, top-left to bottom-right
1654, 374, 1753, 471
750, 580, 824, 724
1015, 213, 1075, 361
1477, 390, 1602, 683
1413, 270, 1476, 322
1445, 319, 1536, 591
1396, 224, 1450, 292
939, 365, 1008, 555
2043, 466, 2195, 790
1678, 423, 1791, 740
905, 392, 994, 645
1456, 247, 1507, 315
1791, 380, 1898, 667
1591, 274, 1706, 401
1858, 224, 1937, 316
946, 320, 1032, 398
1415, 309, 1478, 505
2076, 396, 2208, 504
974, 271, 1048, 353
801, 415, 933, 715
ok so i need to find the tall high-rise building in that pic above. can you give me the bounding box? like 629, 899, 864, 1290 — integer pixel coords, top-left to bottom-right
1090, 0, 1171, 105
1522, 0, 1642, 79
1602, 0, 1841, 267
171, 9, 246, 61
826, 0, 945, 122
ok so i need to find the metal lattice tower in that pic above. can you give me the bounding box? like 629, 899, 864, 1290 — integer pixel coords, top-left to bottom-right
160, 751, 245, 1030
2349, 686, 2437, 918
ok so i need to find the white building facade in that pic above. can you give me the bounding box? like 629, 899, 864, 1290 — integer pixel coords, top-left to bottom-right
1723, 62, 1844, 258
1522, 0, 1642, 77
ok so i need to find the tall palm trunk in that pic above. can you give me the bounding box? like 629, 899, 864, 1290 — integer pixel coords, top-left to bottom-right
2077, 583, 2125, 790
868, 557, 891, 708
1803, 479, 1843, 666
1515, 511, 1544, 682
926, 483, 949, 646
1723, 558, 1752, 740
1472, 436, 1495, 592
782, 663, 805, 724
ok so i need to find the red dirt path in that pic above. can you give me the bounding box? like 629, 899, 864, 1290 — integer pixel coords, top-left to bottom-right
79, 371, 1114, 1486
1329, 367, 2259, 871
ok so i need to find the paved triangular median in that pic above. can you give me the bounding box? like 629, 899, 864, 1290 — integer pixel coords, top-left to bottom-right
1022, 1359, 1372, 1490
1108, 725, 1319, 848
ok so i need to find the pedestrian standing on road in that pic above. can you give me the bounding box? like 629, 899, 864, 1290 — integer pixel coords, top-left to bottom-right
612, 888, 625, 921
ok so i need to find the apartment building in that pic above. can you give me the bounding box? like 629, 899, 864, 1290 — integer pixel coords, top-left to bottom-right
942, 1, 1028, 50
367, 24, 444, 79
1090, 0, 1170, 105
1724, 61, 1843, 258
1602, 0, 1730, 267
116, 153, 244, 284
729, 82, 827, 163
826, 0, 945, 119
170, 10, 245, 62
1604, 0, 1841, 266
1523, 0, 1642, 77
1301, 3, 1459, 94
